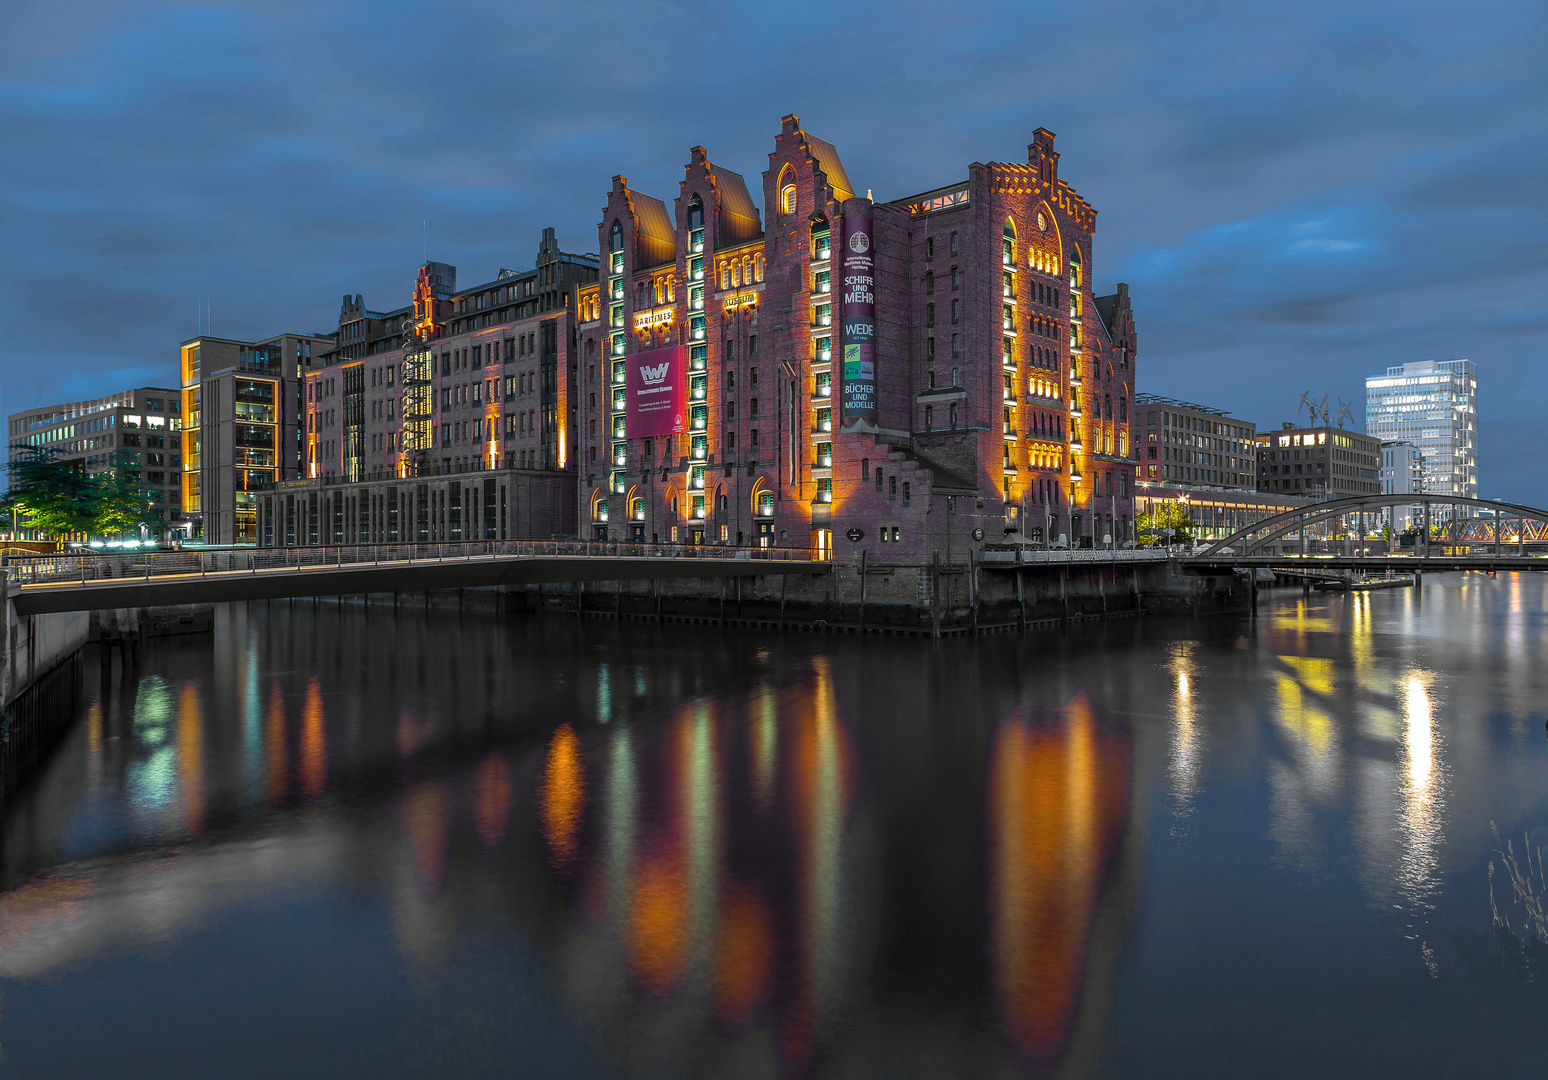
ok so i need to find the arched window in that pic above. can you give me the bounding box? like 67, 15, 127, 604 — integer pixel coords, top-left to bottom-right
687, 196, 703, 231
1002, 218, 1016, 266
778, 167, 797, 216
925, 270, 934, 294
1069, 246, 1082, 288
609, 221, 623, 253
1119, 397, 1128, 422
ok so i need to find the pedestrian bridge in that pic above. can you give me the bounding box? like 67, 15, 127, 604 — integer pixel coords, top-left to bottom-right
2, 541, 828, 617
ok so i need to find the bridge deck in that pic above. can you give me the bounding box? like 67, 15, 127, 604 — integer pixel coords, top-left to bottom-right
1184, 554, 1548, 573
7, 551, 827, 616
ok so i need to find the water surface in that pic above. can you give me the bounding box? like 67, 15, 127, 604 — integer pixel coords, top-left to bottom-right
2, 575, 1546, 1078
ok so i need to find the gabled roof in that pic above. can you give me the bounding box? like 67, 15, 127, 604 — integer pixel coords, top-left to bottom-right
714, 166, 763, 243
632, 191, 677, 269
804, 132, 855, 203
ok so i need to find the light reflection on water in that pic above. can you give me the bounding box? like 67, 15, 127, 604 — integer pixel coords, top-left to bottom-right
2, 574, 1547, 1077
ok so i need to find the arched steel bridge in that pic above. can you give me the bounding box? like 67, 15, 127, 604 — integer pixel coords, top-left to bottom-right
1195, 494, 1548, 561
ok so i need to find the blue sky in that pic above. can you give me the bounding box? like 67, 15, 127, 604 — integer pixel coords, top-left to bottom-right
2, 0, 1544, 499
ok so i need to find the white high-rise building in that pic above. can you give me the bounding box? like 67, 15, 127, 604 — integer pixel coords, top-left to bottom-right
1379, 441, 1425, 529
1364, 359, 1477, 502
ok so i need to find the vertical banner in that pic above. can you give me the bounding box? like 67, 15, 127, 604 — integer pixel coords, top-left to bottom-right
625, 344, 687, 438
840, 199, 876, 427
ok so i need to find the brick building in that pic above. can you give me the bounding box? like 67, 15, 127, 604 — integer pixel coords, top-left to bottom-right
257, 229, 595, 545
1255, 423, 1381, 499
576, 116, 1137, 556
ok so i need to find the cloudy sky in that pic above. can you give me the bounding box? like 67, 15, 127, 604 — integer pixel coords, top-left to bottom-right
2, 0, 1543, 499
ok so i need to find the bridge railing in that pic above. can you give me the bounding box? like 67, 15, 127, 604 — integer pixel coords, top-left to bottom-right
2, 540, 823, 587
980, 548, 1170, 565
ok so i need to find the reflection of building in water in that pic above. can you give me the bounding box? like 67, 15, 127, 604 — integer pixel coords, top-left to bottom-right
987, 692, 1132, 1071
538, 660, 855, 1076
1167, 641, 1201, 827
1265, 601, 1448, 913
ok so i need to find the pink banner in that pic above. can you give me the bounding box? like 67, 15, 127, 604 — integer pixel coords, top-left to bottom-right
624, 345, 686, 439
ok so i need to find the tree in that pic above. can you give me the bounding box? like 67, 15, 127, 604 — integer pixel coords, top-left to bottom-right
91, 449, 168, 538
3, 445, 167, 541
1137, 503, 1195, 546
2, 445, 99, 538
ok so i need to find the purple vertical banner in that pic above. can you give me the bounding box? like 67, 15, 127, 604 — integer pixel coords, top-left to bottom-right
840, 199, 876, 427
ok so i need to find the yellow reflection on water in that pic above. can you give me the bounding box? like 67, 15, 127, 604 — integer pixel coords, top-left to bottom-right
300, 676, 327, 801
1398, 670, 1444, 899
540, 722, 586, 870
752, 683, 778, 812
176, 681, 205, 837
988, 693, 1130, 1065
1167, 642, 1200, 821
1280, 655, 1336, 697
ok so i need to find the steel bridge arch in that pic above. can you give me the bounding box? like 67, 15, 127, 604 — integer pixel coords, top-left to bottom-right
1198, 494, 1548, 556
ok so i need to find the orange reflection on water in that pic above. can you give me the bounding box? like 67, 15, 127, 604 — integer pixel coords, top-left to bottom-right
715, 884, 774, 1025
988, 692, 1130, 1066
626, 709, 695, 997
473, 751, 512, 851
402, 782, 450, 898
540, 722, 586, 870
784, 658, 853, 1070
300, 676, 327, 800
629, 842, 688, 996
265, 681, 287, 804
176, 681, 205, 836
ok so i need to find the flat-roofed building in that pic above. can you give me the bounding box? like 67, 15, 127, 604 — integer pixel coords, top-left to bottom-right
1133, 394, 1256, 490
1254, 422, 1381, 500
1364, 359, 1476, 501
179, 331, 334, 544
6, 387, 184, 538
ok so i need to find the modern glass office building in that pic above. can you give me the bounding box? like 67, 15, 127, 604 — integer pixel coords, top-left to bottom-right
1364, 359, 1477, 501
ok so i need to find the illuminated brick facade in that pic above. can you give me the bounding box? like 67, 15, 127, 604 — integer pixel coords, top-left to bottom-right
578, 116, 1138, 555
278, 230, 595, 542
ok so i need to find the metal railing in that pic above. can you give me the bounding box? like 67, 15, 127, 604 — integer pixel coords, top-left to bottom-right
980, 548, 1170, 565
4, 540, 826, 587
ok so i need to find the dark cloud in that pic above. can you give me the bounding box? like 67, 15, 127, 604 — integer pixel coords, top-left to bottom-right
1, 0, 1545, 502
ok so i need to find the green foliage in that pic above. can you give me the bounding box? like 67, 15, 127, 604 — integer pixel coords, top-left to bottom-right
3, 445, 167, 540
2, 445, 99, 537
1137, 502, 1195, 546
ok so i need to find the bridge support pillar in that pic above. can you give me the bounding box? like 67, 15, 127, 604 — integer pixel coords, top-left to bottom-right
1016, 569, 1026, 632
